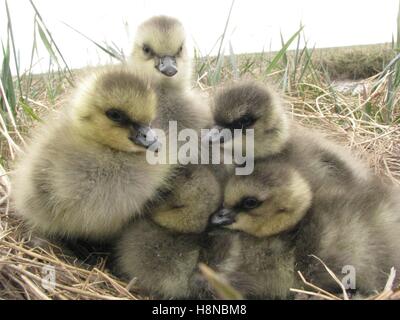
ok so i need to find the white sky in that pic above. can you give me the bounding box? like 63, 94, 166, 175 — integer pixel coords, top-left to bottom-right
0, 0, 398, 73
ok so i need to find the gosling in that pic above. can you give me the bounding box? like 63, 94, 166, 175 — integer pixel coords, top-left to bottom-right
114, 165, 236, 299
206, 80, 371, 196
211, 159, 400, 297
12, 66, 172, 241
129, 16, 211, 137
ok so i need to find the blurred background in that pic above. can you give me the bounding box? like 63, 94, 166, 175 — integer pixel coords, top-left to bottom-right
0, 0, 398, 73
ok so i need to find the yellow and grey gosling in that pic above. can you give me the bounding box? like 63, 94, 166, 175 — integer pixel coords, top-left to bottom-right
12, 66, 173, 241
114, 165, 237, 299
211, 158, 400, 297
129, 15, 212, 135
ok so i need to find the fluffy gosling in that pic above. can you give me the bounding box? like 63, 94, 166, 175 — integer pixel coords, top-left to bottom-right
12, 66, 172, 241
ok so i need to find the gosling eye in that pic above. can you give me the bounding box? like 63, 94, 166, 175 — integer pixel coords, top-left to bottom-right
241, 197, 261, 210
142, 45, 153, 56
231, 115, 256, 130
239, 115, 256, 128
105, 109, 129, 125
177, 45, 183, 55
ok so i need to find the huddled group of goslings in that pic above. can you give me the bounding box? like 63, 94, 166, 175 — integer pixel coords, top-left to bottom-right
12, 16, 400, 300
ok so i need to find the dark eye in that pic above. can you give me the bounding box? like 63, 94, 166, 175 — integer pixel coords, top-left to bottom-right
239, 115, 255, 128
105, 109, 128, 124
231, 115, 256, 130
241, 197, 261, 210
143, 45, 152, 55
177, 46, 183, 55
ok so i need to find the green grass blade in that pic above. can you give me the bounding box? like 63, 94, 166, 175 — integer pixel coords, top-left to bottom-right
265, 26, 304, 75
210, 49, 225, 86
282, 63, 289, 92
5, 0, 23, 100
29, 0, 74, 80
292, 23, 303, 84
397, 0, 400, 50
216, 0, 235, 60
19, 99, 41, 121
240, 57, 255, 76
305, 46, 323, 87
22, 17, 38, 101
229, 41, 239, 79
63, 22, 124, 61
279, 31, 289, 66
36, 21, 58, 63
1, 40, 17, 116
298, 46, 315, 84
194, 35, 223, 77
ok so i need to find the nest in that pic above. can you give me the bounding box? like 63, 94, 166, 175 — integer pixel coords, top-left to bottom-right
1, 68, 400, 300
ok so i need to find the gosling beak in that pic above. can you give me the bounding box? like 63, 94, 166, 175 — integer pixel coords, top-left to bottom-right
210, 208, 236, 227
203, 126, 231, 144
129, 124, 161, 152
156, 56, 178, 77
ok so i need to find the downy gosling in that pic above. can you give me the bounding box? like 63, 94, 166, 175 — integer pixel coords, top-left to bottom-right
12, 66, 172, 241
114, 165, 234, 299
206, 80, 372, 196
211, 159, 400, 297
129, 15, 211, 134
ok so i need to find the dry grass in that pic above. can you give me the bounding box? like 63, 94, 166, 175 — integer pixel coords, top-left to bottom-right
1, 45, 400, 299
314, 43, 394, 80
287, 73, 400, 185
0, 177, 144, 300
229, 43, 395, 81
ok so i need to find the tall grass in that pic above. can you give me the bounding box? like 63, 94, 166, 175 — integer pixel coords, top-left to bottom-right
0, 0, 399, 159
384, 0, 400, 122
63, 22, 125, 62
1, 0, 75, 126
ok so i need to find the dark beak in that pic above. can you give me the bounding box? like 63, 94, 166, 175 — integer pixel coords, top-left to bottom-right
203, 125, 231, 144
156, 56, 178, 77
129, 124, 161, 152
210, 208, 236, 226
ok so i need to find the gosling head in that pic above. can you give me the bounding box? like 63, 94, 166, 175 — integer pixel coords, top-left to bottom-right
151, 166, 222, 234
209, 161, 312, 238
205, 81, 289, 158
71, 67, 161, 153
130, 16, 191, 89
